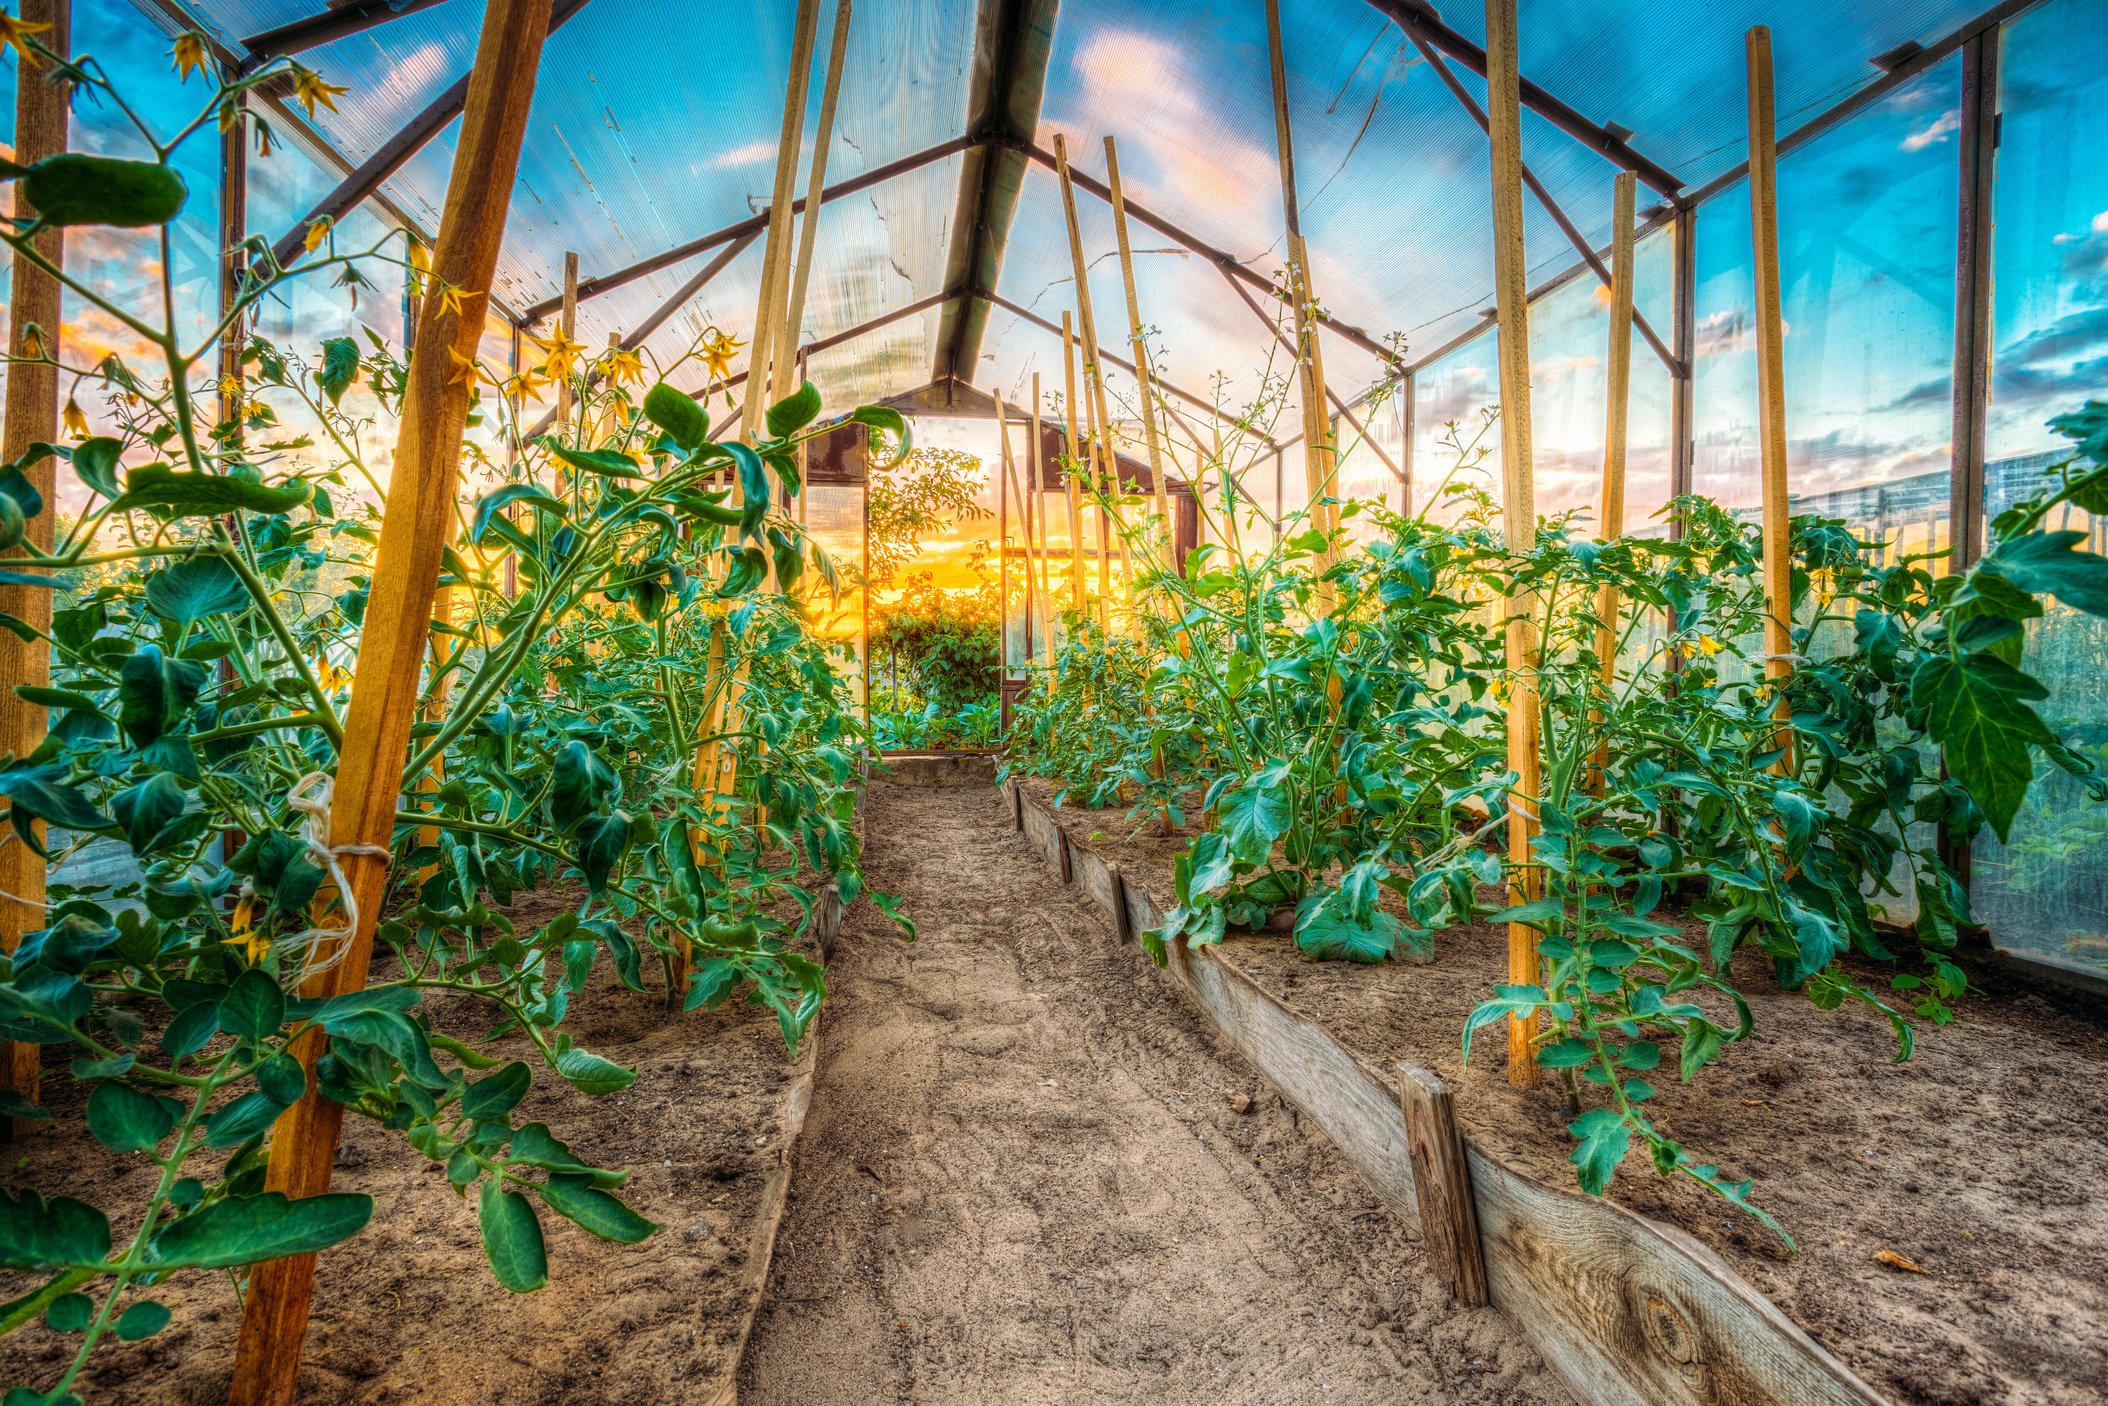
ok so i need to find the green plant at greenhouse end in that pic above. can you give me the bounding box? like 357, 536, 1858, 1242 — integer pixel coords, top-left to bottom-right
1015, 398, 2108, 1243
0, 35, 911, 1402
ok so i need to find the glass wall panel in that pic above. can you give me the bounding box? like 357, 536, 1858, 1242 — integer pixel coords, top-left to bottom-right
1970, 0, 2108, 979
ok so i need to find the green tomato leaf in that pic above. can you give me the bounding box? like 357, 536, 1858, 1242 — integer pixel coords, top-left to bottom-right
537, 1173, 657, 1244
85, 1081, 175, 1154
477, 1180, 548, 1292
153, 1191, 371, 1270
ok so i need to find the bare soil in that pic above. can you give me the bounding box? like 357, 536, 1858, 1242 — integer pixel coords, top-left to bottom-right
740, 780, 1562, 1405
0, 883, 812, 1405
1020, 776, 2108, 1406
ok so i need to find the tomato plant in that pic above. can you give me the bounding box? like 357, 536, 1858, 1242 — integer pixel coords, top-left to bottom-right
0, 36, 908, 1399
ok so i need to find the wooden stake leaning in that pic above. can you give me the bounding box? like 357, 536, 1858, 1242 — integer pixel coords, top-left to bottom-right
1484, 0, 1545, 1088
1052, 134, 1128, 611
0, 0, 69, 1131
227, 2, 555, 1400
1101, 137, 1172, 555
783, 0, 853, 403
995, 393, 1047, 668
416, 584, 457, 886
1264, 0, 1338, 564
1747, 27, 1796, 777
1060, 312, 1087, 617
1069, 310, 1113, 628
741, 0, 822, 438
556, 250, 578, 438
1590, 171, 1637, 793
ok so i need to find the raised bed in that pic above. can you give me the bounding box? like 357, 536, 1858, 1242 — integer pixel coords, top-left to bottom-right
1009, 779, 1901, 1406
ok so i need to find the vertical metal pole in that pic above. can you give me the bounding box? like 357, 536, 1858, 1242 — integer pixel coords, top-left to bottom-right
1669, 205, 1697, 523
1948, 26, 2001, 935
1950, 30, 1999, 574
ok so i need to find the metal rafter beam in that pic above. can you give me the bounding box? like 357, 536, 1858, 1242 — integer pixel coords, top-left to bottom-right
933, 0, 1060, 383
984, 290, 1277, 447
1022, 141, 1401, 370
240, 0, 453, 65
521, 135, 977, 323
266, 0, 596, 271
1363, 0, 1684, 198
1219, 266, 1404, 485
1400, 26, 1678, 374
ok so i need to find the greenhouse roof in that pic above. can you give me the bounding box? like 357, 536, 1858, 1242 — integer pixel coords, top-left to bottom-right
143, 0, 2015, 426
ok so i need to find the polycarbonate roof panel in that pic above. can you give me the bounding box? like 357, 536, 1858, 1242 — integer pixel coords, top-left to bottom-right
164, 0, 2009, 413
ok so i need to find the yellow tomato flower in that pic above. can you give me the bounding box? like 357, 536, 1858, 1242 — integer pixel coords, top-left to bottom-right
699, 329, 745, 382
61, 397, 88, 438
0, 9, 50, 66
302, 214, 334, 254
447, 344, 485, 390
406, 236, 431, 295
604, 347, 645, 388
223, 897, 269, 966
1696, 634, 1723, 657
436, 282, 479, 321
290, 65, 349, 119
171, 31, 207, 81
537, 329, 585, 382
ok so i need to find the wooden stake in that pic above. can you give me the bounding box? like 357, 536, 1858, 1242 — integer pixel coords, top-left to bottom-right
1052, 135, 1123, 572
228, 3, 554, 1401
1264, 0, 1338, 560
1485, 0, 1544, 1088
0, 0, 69, 1132
743, 0, 822, 437
1029, 374, 1056, 667
1398, 1062, 1489, 1306
556, 250, 577, 437
1060, 312, 1086, 616
783, 0, 852, 405
1747, 27, 1795, 777
415, 585, 455, 885
1590, 171, 1636, 791
1068, 308, 1112, 627
1101, 137, 1172, 552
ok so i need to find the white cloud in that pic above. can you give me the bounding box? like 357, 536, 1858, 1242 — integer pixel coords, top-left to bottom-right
708, 140, 781, 170
1900, 109, 1960, 153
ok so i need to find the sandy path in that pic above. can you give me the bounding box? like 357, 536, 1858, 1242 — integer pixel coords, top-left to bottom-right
740, 782, 1562, 1405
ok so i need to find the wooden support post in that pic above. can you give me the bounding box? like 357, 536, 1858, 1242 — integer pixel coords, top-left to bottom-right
0, 0, 69, 1132
227, 2, 554, 1401
415, 585, 456, 885
1590, 171, 1637, 792
1060, 312, 1086, 617
1068, 307, 1112, 628
1029, 373, 1056, 667
1398, 1062, 1489, 1306
998, 395, 1012, 670
1101, 137, 1172, 552
1746, 27, 1795, 778
1485, 0, 1544, 1088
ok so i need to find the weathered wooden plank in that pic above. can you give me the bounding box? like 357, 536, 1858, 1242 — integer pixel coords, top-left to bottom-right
1008, 784, 1892, 1406
1069, 840, 1120, 920
1107, 864, 1133, 945
1400, 1062, 1489, 1306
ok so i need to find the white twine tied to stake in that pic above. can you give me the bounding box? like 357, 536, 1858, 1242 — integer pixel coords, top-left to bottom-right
275, 771, 393, 981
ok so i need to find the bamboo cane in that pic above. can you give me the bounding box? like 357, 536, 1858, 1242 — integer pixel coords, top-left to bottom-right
0, 0, 69, 1131
1101, 137, 1172, 555
784, 0, 852, 412
1485, 0, 1545, 1088
228, 4, 553, 1400
1051, 135, 1126, 594
1060, 312, 1086, 617
1030, 374, 1057, 667
1590, 171, 1637, 793
743, 0, 821, 438
1264, 0, 1339, 562
1747, 27, 1795, 778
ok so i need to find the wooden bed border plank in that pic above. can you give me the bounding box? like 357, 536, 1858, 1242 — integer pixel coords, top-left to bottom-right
1006, 783, 1888, 1406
